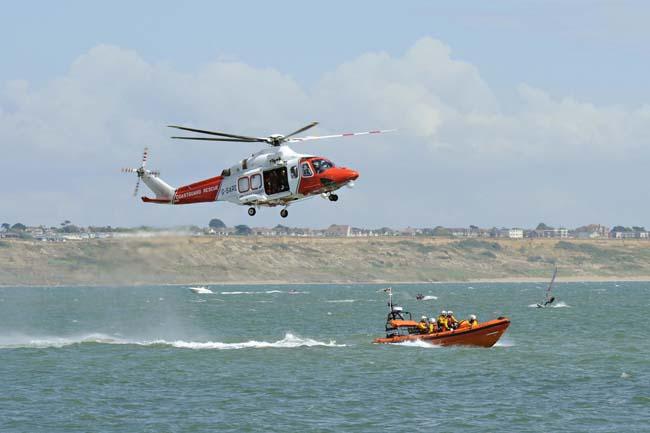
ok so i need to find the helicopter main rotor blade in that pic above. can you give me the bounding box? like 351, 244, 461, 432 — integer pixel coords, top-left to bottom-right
282, 122, 319, 141
289, 128, 397, 142
168, 125, 264, 142
171, 136, 260, 142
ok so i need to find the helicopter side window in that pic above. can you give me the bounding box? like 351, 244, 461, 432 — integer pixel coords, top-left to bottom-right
250, 174, 262, 190
301, 162, 313, 177
237, 176, 250, 193
311, 159, 334, 174
290, 166, 298, 179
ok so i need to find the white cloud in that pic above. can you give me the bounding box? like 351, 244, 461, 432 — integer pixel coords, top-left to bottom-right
1, 37, 649, 228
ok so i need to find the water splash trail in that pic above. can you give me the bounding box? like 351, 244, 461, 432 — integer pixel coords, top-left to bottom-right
0, 333, 345, 350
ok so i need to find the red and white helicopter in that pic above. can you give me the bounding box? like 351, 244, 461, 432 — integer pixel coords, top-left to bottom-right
122, 122, 393, 218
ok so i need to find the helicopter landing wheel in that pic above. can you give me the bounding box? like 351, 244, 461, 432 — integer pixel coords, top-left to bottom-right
328, 194, 339, 202
280, 209, 289, 218
248, 207, 256, 216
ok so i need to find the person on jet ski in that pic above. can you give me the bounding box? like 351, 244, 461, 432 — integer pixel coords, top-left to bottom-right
437, 310, 449, 331
416, 316, 428, 333
446, 311, 459, 330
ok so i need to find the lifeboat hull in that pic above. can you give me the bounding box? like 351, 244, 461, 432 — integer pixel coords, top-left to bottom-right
373, 318, 511, 348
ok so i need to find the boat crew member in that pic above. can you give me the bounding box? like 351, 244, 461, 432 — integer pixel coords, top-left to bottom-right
437, 310, 448, 331
428, 317, 437, 333
468, 314, 479, 328
447, 311, 459, 330
417, 316, 428, 333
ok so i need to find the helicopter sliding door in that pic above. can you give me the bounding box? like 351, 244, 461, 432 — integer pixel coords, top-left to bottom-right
263, 167, 290, 196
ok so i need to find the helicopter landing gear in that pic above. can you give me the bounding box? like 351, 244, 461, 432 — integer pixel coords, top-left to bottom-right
280, 208, 289, 218
248, 207, 256, 216
328, 194, 339, 202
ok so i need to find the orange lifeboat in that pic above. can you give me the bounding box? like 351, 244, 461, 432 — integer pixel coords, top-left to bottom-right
373, 317, 511, 348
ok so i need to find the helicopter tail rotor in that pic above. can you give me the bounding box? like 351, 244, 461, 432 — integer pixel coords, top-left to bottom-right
121, 147, 161, 197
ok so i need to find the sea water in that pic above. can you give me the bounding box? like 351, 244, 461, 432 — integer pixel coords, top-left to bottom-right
0, 282, 648, 432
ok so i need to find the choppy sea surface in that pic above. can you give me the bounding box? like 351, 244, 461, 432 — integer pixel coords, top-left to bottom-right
0, 282, 648, 432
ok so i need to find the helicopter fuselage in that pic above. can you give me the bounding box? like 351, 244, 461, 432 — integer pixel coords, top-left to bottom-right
140, 145, 359, 214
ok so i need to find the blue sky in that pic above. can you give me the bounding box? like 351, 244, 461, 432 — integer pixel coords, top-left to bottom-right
4, 0, 650, 104
2, 1, 650, 229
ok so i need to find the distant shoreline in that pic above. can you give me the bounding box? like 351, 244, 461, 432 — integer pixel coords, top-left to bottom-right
2, 236, 650, 287
2, 275, 649, 288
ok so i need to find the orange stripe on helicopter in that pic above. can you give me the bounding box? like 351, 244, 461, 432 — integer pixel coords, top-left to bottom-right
172, 176, 223, 204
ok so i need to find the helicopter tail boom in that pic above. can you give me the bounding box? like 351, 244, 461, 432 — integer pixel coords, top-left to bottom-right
142, 175, 223, 205
139, 174, 175, 202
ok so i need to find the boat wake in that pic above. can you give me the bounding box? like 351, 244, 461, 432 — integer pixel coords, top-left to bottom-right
326, 299, 356, 303
0, 332, 345, 350
551, 301, 570, 308
0, 333, 128, 348
391, 340, 441, 348
149, 333, 345, 350
420, 295, 438, 301
494, 338, 515, 347
528, 301, 570, 308
219, 290, 307, 295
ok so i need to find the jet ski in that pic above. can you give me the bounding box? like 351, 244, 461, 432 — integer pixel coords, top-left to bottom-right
189, 286, 213, 294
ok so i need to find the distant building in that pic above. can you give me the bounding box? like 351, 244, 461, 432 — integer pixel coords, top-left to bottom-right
574, 224, 609, 239
612, 231, 636, 239
207, 227, 233, 236
530, 228, 569, 238
448, 227, 470, 237
373, 227, 397, 236
498, 228, 523, 239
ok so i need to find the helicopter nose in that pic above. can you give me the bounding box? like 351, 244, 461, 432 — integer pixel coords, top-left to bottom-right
334, 168, 360, 183
319, 167, 360, 186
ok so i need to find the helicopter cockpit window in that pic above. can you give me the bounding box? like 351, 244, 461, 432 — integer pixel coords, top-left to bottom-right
290, 166, 298, 179
301, 162, 313, 177
311, 159, 334, 174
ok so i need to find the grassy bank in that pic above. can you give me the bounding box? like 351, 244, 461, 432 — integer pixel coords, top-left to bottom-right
1, 237, 650, 286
